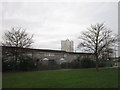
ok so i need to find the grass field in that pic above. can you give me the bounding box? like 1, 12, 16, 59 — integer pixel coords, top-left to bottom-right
2, 68, 118, 88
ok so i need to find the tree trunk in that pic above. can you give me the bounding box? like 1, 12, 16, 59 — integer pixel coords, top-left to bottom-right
95, 54, 99, 72
15, 49, 18, 62
96, 61, 99, 72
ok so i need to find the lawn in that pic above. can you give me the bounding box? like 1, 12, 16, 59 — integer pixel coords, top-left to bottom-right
2, 68, 118, 88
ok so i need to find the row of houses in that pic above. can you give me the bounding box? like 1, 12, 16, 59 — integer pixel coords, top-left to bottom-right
2, 46, 95, 64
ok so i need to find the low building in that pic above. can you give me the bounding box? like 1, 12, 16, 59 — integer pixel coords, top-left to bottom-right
1, 46, 95, 64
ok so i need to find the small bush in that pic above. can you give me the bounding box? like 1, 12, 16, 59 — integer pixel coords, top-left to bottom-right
19, 55, 36, 71
70, 60, 81, 69
61, 62, 70, 69
2, 57, 18, 72
61, 57, 96, 69
80, 57, 96, 68
48, 59, 57, 65
37, 63, 61, 70
98, 60, 115, 67
98, 61, 106, 67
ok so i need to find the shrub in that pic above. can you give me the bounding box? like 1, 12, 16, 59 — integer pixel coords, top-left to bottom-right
48, 59, 57, 65
105, 60, 114, 67
61, 62, 70, 69
70, 60, 81, 69
2, 57, 17, 72
2, 55, 37, 72
18, 55, 36, 71
60, 57, 96, 69
80, 57, 96, 68
98, 60, 115, 67
37, 63, 61, 70
98, 61, 106, 67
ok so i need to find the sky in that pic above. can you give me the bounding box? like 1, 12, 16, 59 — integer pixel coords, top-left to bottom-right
1, 0, 118, 52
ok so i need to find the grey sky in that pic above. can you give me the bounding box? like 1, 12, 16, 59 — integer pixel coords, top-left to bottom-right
1, 1, 118, 51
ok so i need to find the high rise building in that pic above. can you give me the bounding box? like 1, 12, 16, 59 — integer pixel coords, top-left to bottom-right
61, 39, 74, 52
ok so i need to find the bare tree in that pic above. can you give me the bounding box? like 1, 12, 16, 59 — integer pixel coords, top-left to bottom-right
77, 23, 117, 71
100, 47, 114, 61
2, 27, 33, 48
2, 27, 34, 61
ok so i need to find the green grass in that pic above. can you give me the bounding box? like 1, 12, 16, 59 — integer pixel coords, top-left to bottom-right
2, 68, 118, 88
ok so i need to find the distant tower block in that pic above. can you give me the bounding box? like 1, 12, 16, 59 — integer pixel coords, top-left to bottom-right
61, 39, 74, 52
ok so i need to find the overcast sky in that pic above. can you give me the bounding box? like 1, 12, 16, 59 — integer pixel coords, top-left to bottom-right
1, 1, 118, 51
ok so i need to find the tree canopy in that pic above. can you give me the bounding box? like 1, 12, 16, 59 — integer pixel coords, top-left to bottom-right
2, 27, 33, 48
77, 23, 117, 71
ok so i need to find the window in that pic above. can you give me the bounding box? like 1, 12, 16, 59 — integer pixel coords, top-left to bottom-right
44, 53, 55, 56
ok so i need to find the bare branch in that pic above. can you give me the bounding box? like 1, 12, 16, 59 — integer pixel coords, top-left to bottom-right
77, 23, 117, 71
2, 27, 34, 48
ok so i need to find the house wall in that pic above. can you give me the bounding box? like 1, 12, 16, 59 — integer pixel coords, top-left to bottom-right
2, 46, 95, 64
32, 50, 65, 61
